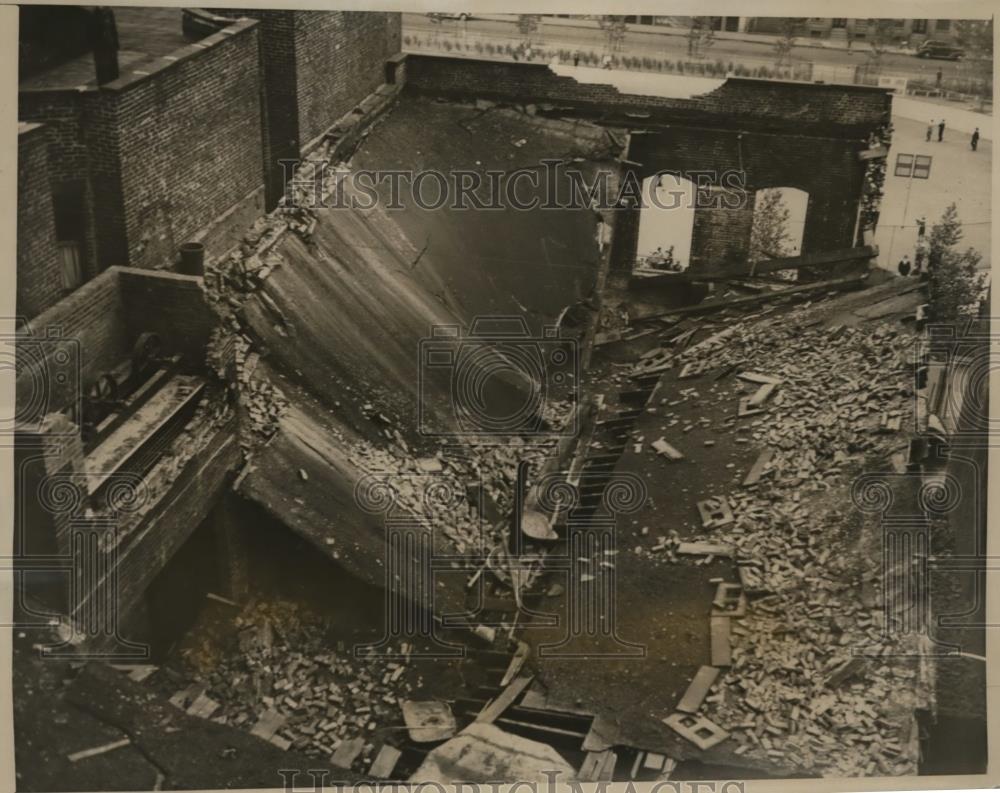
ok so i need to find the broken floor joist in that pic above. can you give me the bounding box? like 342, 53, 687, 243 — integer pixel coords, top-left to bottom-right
476, 675, 534, 725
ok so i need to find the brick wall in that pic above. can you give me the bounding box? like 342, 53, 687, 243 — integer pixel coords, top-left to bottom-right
116, 268, 216, 363
404, 55, 892, 137
20, 20, 264, 273
17, 123, 63, 319
19, 92, 103, 279
627, 126, 863, 267
293, 11, 401, 147
15, 269, 128, 424
14, 265, 216, 427
690, 190, 756, 270
219, 9, 402, 207
109, 21, 264, 270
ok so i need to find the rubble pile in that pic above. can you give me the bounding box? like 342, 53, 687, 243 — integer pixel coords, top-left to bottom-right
637, 308, 925, 776
346, 434, 566, 591
182, 601, 416, 772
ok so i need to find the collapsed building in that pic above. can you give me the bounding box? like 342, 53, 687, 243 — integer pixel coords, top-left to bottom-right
13, 7, 987, 790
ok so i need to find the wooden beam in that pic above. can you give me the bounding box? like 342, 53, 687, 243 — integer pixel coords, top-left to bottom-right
476, 675, 534, 724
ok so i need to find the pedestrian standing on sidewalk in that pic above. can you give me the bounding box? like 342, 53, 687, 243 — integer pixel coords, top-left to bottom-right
926, 120, 934, 142
971, 127, 980, 151
573, 50, 580, 67
898, 255, 912, 277
936, 68, 942, 87
938, 118, 946, 142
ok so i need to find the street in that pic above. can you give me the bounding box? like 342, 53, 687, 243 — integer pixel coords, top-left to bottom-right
404, 14, 987, 85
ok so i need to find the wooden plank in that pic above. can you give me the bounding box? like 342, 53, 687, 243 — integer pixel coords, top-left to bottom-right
710, 616, 732, 667
582, 713, 618, 752
747, 382, 777, 407
369, 744, 402, 778
578, 751, 608, 781
676, 541, 733, 557
599, 750, 618, 782
68, 738, 132, 763
742, 448, 775, 486
652, 438, 684, 461
736, 372, 781, 386
250, 709, 286, 741
331, 737, 365, 769
476, 675, 534, 724
676, 666, 720, 714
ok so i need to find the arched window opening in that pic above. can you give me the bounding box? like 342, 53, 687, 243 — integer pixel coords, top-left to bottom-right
636, 173, 696, 273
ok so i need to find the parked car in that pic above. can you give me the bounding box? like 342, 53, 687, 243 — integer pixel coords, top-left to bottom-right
426, 12, 471, 22
915, 40, 964, 60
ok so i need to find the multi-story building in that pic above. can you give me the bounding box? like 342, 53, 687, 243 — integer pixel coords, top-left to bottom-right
748, 17, 961, 45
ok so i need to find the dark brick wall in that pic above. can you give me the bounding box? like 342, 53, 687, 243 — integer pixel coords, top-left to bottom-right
15, 269, 128, 424
691, 194, 755, 270
221, 10, 401, 206
110, 21, 264, 270
17, 124, 63, 319
404, 56, 892, 137
117, 268, 216, 363
14, 266, 216, 426
293, 11, 402, 147
19, 92, 103, 279
403, 56, 887, 272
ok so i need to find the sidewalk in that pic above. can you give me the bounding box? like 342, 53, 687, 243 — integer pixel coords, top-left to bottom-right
893, 95, 992, 139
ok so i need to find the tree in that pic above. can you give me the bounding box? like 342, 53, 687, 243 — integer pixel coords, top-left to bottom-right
927, 204, 986, 323
750, 188, 793, 265
516, 14, 541, 38
597, 16, 628, 56
773, 19, 797, 69
955, 18, 993, 58
686, 17, 716, 58
866, 19, 898, 76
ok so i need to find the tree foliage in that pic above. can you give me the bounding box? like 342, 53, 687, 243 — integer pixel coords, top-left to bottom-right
516, 14, 541, 37
686, 17, 716, 58
866, 19, 899, 73
955, 19, 993, 58
773, 19, 797, 68
597, 16, 628, 54
750, 189, 793, 264
927, 203, 986, 324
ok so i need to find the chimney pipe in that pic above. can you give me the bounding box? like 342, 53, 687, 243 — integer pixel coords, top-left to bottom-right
89, 7, 120, 85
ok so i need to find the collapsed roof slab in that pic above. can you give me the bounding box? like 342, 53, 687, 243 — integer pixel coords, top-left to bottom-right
235, 94, 619, 608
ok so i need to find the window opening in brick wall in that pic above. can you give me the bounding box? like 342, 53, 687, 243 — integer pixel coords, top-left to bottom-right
52, 181, 86, 292
636, 173, 695, 273
750, 186, 808, 280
